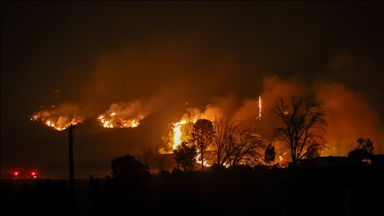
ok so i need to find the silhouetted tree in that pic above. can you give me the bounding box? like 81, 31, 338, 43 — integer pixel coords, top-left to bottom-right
156, 154, 168, 173
140, 147, 155, 169
210, 163, 227, 172
87, 175, 105, 214
272, 95, 327, 165
212, 114, 238, 166
88, 155, 154, 215
225, 127, 266, 166
173, 141, 198, 172
110, 154, 150, 183
264, 143, 276, 165
211, 114, 266, 167
190, 119, 214, 171
355, 137, 374, 155
306, 145, 321, 159
348, 148, 371, 162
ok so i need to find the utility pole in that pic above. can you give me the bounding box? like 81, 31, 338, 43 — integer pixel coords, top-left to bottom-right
68, 124, 76, 214
68, 124, 75, 192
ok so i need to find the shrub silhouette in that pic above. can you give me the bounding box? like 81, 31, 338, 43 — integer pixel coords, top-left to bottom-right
111, 154, 150, 183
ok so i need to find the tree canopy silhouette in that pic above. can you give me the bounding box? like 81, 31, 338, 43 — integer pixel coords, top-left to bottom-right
305, 145, 321, 159
212, 114, 266, 167
212, 114, 237, 166
348, 148, 371, 162
190, 118, 214, 171
173, 141, 198, 172
355, 137, 374, 155
272, 95, 327, 165
264, 143, 276, 165
111, 154, 150, 182
225, 127, 266, 167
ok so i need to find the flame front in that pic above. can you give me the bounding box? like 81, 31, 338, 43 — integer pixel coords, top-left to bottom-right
169, 120, 211, 167
97, 113, 140, 128
172, 121, 186, 149
258, 96, 262, 119
97, 101, 149, 129
255, 96, 262, 120
30, 112, 82, 131
30, 103, 85, 131
163, 110, 213, 168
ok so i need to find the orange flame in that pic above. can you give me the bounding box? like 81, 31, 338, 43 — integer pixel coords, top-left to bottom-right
255, 96, 262, 120
162, 110, 213, 167
30, 112, 82, 131
97, 101, 149, 128
97, 113, 140, 128
30, 103, 85, 131
172, 121, 186, 149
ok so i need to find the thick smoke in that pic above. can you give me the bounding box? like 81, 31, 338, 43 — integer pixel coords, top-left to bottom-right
31, 39, 383, 155
97, 88, 173, 128
318, 83, 384, 155
259, 75, 383, 155
171, 73, 383, 156
31, 37, 240, 131
31, 103, 91, 130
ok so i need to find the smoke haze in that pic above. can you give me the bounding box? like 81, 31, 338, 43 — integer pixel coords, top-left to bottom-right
1, 1, 382, 178
28, 34, 384, 155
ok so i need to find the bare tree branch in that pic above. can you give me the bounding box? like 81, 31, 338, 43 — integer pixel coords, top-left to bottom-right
272, 95, 327, 165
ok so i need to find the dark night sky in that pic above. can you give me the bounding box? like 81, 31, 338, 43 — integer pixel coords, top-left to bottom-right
1, 1, 383, 178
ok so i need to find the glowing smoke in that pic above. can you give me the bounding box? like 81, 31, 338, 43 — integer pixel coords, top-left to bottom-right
31, 103, 87, 131
29, 39, 382, 156
259, 75, 384, 155
164, 73, 383, 157
317, 83, 384, 155
97, 101, 146, 128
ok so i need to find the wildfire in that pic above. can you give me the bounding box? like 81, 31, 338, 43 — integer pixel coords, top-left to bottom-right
259, 96, 262, 118
256, 96, 262, 120
160, 106, 223, 168
278, 152, 287, 161
172, 121, 186, 149
275, 151, 288, 168
97, 101, 149, 129
164, 115, 212, 168
30, 113, 82, 131
97, 113, 139, 128
30, 103, 85, 131
196, 153, 211, 167
169, 115, 202, 151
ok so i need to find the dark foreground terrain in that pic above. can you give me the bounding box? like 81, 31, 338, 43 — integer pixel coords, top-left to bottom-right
1, 165, 383, 216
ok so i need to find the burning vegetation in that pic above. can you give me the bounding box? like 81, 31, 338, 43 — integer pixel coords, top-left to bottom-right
30, 103, 85, 131
97, 101, 149, 128
158, 102, 268, 170
30, 73, 384, 164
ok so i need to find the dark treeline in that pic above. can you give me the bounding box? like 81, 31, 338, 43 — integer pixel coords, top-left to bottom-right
1, 179, 73, 214
1, 164, 383, 216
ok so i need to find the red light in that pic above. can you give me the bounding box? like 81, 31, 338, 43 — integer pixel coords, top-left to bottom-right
14, 172, 19, 176
31, 172, 36, 176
